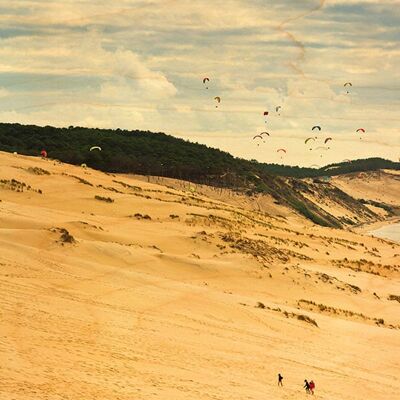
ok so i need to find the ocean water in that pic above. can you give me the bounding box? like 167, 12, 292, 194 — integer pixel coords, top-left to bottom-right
369, 222, 400, 242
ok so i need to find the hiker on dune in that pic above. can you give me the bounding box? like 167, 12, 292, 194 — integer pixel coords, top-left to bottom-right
304, 379, 310, 394
278, 373, 283, 387
309, 380, 315, 395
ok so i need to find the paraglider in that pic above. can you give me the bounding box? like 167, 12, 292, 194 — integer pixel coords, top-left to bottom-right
324, 137, 332, 144
305, 137, 315, 150
203, 77, 210, 89
312, 126, 321, 131
344, 82, 352, 93
90, 146, 102, 151
275, 106, 281, 114
277, 148, 286, 159
310, 164, 320, 168
260, 131, 270, 137
253, 135, 263, 146
263, 111, 269, 122
40, 149, 47, 158
357, 128, 366, 140
315, 146, 330, 157
214, 96, 221, 108
81, 163, 87, 168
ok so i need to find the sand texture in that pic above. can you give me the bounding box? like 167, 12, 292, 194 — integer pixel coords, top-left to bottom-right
1, 152, 399, 400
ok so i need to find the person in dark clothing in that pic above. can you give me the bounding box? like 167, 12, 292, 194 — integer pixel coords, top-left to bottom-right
304, 379, 310, 393
278, 373, 283, 386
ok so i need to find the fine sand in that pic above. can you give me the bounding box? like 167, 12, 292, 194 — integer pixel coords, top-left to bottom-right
0, 151, 399, 400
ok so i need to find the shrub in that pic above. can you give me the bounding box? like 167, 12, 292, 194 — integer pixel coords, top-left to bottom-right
297, 314, 318, 327
388, 295, 400, 303
94, 195, 114, 203
256, 302, 266, 309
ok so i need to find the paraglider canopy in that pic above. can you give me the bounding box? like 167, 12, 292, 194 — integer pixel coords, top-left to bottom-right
90, 146, 102, 151
356, 128, 365, 133
260, 131, 270, 136
203, 77, 210, 89
263, 111, 269, 116
324, 137, 332, 144
312, 126, 321, 131
214, 96, 221, 107
40, 149, 47, 158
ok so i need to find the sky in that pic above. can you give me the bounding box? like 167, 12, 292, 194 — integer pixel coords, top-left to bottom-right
0, 0, 399, 166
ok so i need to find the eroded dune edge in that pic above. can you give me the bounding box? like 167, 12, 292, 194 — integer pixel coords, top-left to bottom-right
1, 152, 399, 400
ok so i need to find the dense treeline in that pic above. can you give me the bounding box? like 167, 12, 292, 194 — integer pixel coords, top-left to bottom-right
0, 123, 397, 183
0, 123, 249, 186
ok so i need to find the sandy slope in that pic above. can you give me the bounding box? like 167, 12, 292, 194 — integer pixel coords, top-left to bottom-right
0, 151, 399, 400
332, 170, 400, 207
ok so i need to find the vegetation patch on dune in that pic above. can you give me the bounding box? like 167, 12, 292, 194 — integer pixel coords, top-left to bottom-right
94, 195, 114, 203
253, 303, 318, 327
27, 167, 51, 175
63, 173, 93, 186
0, 178, 42, 194
130, 213, 152, 220
221, 233, 312, 263
297, 299, 398, 329
51, 227, 76, 244
332, 258, 400, 277
388, 295, 400, 303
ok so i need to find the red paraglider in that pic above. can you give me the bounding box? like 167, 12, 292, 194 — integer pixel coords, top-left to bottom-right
40, 149, 47, 158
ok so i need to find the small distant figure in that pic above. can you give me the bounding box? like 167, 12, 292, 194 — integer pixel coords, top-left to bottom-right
278, 373, 283, 387
309, 380, 315, 395
304, 379, 310, 394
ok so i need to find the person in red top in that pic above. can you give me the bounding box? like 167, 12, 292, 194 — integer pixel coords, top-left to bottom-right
309, 380, 315, 395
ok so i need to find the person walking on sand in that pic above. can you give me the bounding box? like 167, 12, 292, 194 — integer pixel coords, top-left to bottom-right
278, 373, 283, 387
304, 379, 310, 394
309, 380, 315, 395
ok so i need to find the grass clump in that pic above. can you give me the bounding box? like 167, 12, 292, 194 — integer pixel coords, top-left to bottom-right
94, 195, 114, 203
388, 294, 400, 303
27, 167, 50, 175
131, 213, 151, 220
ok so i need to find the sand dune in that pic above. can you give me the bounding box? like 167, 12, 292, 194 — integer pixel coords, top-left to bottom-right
1, 151, 399, 400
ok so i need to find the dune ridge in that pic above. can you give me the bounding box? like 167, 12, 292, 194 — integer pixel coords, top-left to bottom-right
0, 151, 399, 400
